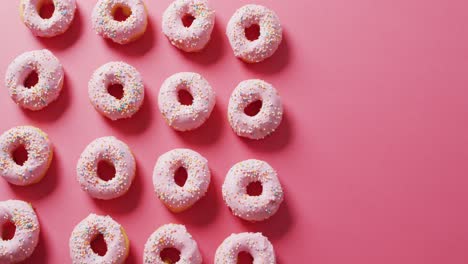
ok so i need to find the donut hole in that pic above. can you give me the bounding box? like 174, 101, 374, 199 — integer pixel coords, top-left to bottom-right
182, 13, 196, 28
244, 100, 262, 117
1, 220, 16, 241
177, 89, 194, 106
237, 251, 254, 264
37, 0, 55, 19
90, 233, 108, 256
24, 70, 39, 89
160, 247, 181, 263
112, 4, 132, 22
12, 145, 29, 166
244, 24, 260, 41
246, 181, 263, 196
97, 160, 116, 182
174, 167, 188, 187
107, 83, 125, 100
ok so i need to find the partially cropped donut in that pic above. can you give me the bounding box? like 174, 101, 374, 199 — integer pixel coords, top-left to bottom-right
88, 61, 145, 120
0, 200, 40, 263
228, 79, 283, 140
226, 4, 282, 63
222, 159, 284, 221
92, 0, 148, 44
158, 72, 215, 131
76, 136, 136, 200
69, 214, 129, 264
162, 0, 215, 52
0, 126, 53, 186
215, 232, 276, 264
153, 149, 210, 212
5, 49, 64, 111
20, 0, 77, 37
144, 224, 202, 264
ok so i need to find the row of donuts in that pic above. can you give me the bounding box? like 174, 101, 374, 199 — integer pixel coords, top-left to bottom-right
0, 126, 284, 222
5, 49, 284, 140
0, 200, 276, 263
21, 0, 283, 63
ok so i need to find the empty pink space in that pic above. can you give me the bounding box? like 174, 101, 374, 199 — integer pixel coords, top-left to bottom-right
0, 0, 467, 263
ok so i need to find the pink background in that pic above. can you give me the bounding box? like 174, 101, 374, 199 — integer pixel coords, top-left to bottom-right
1, 0, 468, 263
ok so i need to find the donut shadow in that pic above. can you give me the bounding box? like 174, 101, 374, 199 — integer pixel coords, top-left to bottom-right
102, 86, 154, 134
174, 103, 224, 146
104, 17, 156, 57
241, 30, 291, 75
36, 6, 83, 50
24, 223, 49, 264
8, 151, 60, 201
91, 160, 143, 214
239, 110, 292, 152
178, 18, 226, 65
124, 243, 139, 264
171, 170, 221, 226
21, 74, 71, 123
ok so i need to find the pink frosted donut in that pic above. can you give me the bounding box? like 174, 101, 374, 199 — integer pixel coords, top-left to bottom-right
76, 136, 135, 200
158, 72, 215, 131
144, 224, 202, 264
0, 126, 53, 186
69, 214, 129, 264
88, 61, 145, 120
162, 0, 215, 52
92, 0, 148, 44
20, 0, 77, 37
5, 49, 64, 111
222, 159, 284, 221
153, 149, 210, 212
215, 232, 276, 264
226, 4, 282, 63
0, 200, 40, 263
228, 79, 283, 140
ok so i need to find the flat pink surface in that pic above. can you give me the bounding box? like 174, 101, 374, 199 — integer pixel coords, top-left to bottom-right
1, 0, 468, 263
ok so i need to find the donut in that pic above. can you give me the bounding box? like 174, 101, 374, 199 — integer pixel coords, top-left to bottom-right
162, 0, 215, 52
20, 0, 77, 37
0, 126, 53, 186
144, 224, 202, 264
76, 136, 136, 200
153, 149, 210, 212
69, 214, 129, 264
222, 159, 284, 221
88, 61, 145, 120
92, 0, 148, 44
215, 232, 276, 264
5, 49, 64, 111
158, 72, 215, 131
228, 79, 283, 140
0, 200, 40, 263
226, 4, 282, 63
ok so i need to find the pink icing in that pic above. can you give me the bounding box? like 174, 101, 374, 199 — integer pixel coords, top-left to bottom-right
76, 136, 136, 200
158, 72, 216, 131
0, 200, 40, 263
215, 232, 276, 264
228, 79, 283, 140
153, 149, 210, 212
88, 61, 145, 120
162, 0, 215, 52
222, 159, 284, 222
5, 49, 64, 111
226, 4, 282, 63
0, 126, 53, 186
20, 0, 76, 37
144, 224, 202, 264
92, 0, 148, 44
69, 214, 129, 264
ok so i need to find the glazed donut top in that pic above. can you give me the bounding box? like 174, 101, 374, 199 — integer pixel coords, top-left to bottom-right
227, 4, 282, 63
215, 232, 276, 264
20, 0, 77, 37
